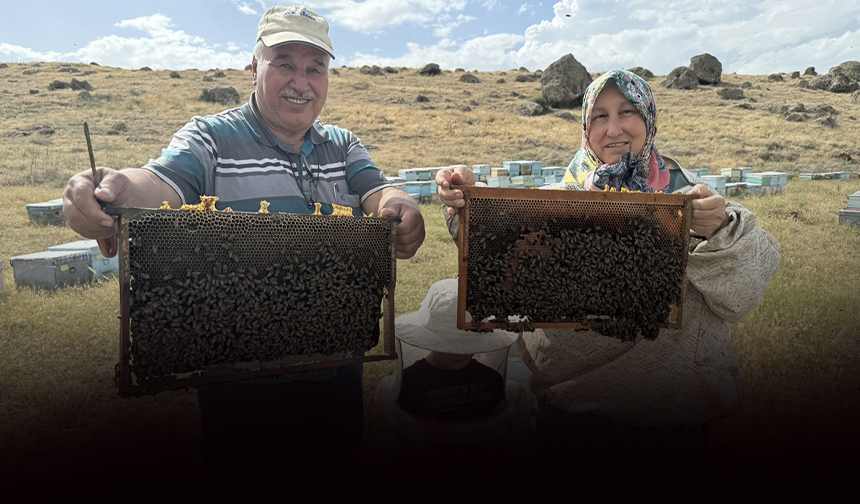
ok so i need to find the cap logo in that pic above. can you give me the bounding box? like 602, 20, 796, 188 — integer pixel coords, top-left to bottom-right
286, 10, 315, 21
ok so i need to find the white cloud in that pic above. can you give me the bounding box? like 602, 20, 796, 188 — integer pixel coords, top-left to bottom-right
313, 0, 468, 33
518, 4, 534, 15
232, 1, 258, 16
482, 0, 501, 11
0, 14, 252, 70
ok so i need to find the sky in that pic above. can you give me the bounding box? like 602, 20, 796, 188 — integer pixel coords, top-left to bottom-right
1, 0, 858, 75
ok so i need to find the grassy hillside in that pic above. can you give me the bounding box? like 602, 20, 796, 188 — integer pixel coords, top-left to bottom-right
1, 62, 859, 490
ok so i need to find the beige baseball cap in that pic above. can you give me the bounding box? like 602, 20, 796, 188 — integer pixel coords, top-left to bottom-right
256, 6, 335, 59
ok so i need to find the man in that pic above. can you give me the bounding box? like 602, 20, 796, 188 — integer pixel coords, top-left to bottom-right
63, 5, 424, 485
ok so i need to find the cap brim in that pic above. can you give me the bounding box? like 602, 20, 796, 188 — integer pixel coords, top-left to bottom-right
395, 311, 518, 354
260, 33, 335, 59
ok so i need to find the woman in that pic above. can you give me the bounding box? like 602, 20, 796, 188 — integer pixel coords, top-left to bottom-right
435, 69, 780, 469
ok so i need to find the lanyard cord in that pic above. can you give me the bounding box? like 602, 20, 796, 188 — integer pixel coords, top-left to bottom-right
291, 150, 318, 210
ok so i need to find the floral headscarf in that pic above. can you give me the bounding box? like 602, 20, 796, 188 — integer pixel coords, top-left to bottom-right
563, 69, 669, 192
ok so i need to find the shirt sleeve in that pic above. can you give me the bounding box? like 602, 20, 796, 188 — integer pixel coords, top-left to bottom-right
342, 132, 391, 203
141, 117, 215, 206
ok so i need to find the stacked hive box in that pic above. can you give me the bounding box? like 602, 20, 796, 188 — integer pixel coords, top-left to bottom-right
25, 198, 65, 226
839, 191, 860, 227
47, 240, 119, 281
10, 250, 90, 290
800, 171, 851, 180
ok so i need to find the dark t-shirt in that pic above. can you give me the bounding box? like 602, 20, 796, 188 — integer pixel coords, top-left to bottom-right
396, 358, 505, 422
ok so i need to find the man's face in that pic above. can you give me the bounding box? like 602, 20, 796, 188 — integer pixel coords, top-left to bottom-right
252, 42, 329, 144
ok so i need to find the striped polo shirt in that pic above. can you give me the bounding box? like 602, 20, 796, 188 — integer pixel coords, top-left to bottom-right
143, 93, 391, 215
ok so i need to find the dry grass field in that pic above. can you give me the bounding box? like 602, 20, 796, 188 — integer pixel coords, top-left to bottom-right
1, 60, 860, 491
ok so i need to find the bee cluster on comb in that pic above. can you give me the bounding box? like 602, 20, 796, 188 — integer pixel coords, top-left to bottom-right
111, 201, 396, 391
458, 187, 692, 340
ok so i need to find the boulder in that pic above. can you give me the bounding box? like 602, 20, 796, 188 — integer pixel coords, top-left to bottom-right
689, 53, 722, 84
740, 81, 752, 89
416, 95, 430, 102
517, 101, 544, 116
29, 89, 38, 95
515, 73, 540, 82
360, 65, 383, 75
330, 68, 340, 76
212, 71, 226, 78
789, 71, 800, 78
853, 89, 860, 103
788, 103, 805, 113
384, 66, 398, 74
768, 73, 784, 82
455, 68, 465, 72
627, 67, 654, 81
803, 66, 817, 76
831, 61, 860, 82
816, 116, 837, 128
554, 111, 576, 121
539, 54, 592, 108
459, 73, 480, 83
0, 63, 7, 69
245, 64, 252, 71
663, 66, 698, 90
811, 73, 859, 93
200, 87, 240, 105
136, 66, 153, 72
785, 113, 806, 122
419, 63, 441, 76
798, 79, 810, 89
717, 87, 744, 100
169, 71, 181, 79
48, 80, 69, 90
496, 78, 506, 84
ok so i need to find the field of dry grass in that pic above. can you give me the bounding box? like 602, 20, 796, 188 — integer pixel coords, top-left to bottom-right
1, 61, 860, 491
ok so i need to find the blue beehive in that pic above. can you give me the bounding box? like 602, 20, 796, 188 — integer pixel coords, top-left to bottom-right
47, 240, 118, 281
502, 161, 520, 177
10, 250, 90, 290
26, 199, 65, 226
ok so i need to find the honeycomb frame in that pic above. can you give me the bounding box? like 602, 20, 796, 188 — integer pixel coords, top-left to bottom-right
456, 186, 694, 333
109, 207, 398, 396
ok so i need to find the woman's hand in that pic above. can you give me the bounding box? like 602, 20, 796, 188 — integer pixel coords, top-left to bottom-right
436, 165, 476, 216
689, 184, 730, 239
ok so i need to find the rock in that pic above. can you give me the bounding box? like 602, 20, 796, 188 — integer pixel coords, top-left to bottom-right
0, 63, 7, 69
419, 63, 441, 76
816, 116, 837, 127
789, 71, 800, 78
811, 73, 858, 93
47, 80, 69, 90
22, 69, 39, 75
735, 103, 754, 110
789, 103, 805, 113
626, 66, 654, 81
38, 125, 55, 135
459, 73, 480, 83
330, 68, 339, 76
29, 89, 38, 95
200, 87, 240, 105
785, 113, 806, 122
803, 66, 817, 76
113, 122, 128, 132
57, 66, 80, 73
212, 71, 226, 78
517, 101, 544, 116
352, 82, 370, 90
663, 66, 699, 90
717, 87, 744, 100
469, 100, 478, 106
463, 90, 472, 96
416, 95, 430, 102
833, 61, 860, 82
808, 104, 837, 116
496, 78, 506, 84
798, 79, 810, 89
70, 78, 93, 91
689, 53, 722, 84
360, 65, 383, 75
740, 81, 752, 88
510, 91, 522, 98
519, 67, 529, 72
77, 90, 92, 101
202, 76, 214, 82
515, 73, 540, 82
394, 97, 407, 104
384, 66, 398, 74
853, 89, 860, 103
136, 66, 153, 72
768, 105, 789, 115
245, 64, 252, 71
768, 73, 784, 82
540, 54, 592, 107
455, 68, 465, 72
554, 111, 576, 121
90, 62, 99, 66
169, 71, 181, 79
458, 105, 472, 112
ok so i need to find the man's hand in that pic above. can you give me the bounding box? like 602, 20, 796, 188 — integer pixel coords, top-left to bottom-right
63, 167, 181, 257
688, 184, 730, 239
436, 165, 475, 216
378, 195, 425, 259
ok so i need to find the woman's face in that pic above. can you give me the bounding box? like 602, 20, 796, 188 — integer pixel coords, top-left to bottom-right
587, 84, 647, 165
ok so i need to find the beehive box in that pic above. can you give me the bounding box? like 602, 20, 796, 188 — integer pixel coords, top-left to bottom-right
10, 250, 90, 290
26, 199, 65, 226
47, 240, 118, 281
455, 186, 694, 340
847, 191, 860, 209
108, 206, 399, 396
839, 209, 860, 227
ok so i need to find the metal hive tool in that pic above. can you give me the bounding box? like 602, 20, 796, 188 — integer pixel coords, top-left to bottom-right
456, 187, 694, 338
109, 207, 398, 396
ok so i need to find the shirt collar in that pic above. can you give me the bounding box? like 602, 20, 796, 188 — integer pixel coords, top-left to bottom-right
242, 92, 329, 152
